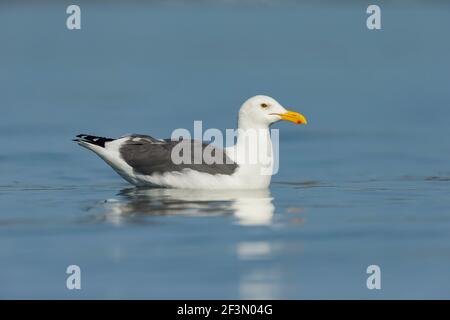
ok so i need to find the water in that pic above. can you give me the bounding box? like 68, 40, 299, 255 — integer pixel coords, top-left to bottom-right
1, 1, 450, 299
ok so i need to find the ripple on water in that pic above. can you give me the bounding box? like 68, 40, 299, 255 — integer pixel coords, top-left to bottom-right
424, 176, 450, 182
274, 180, 329, 188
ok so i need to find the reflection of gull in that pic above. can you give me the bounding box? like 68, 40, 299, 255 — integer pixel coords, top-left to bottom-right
239, 267, 283, 300
96, 188, 274, 226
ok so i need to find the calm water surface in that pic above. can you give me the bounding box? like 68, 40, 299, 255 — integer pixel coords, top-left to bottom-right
1, 1, 450, 298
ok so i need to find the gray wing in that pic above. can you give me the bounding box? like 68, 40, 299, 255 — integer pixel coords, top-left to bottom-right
120, 135, 238, 176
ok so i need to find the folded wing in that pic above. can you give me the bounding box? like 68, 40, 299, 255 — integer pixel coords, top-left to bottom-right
120, 135, 238, 176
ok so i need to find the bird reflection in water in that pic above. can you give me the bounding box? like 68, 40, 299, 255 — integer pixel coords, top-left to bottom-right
93, 188, 275, 226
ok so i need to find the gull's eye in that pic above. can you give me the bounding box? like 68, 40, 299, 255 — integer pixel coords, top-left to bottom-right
260, 103, 269, 108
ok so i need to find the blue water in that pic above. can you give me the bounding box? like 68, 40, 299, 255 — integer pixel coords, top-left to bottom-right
1, 1, 450, 299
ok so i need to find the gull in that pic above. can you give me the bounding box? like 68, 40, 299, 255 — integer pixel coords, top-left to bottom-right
74, 95, 307, 189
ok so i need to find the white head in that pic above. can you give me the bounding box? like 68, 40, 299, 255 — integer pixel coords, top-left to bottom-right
238, 95, 307, 129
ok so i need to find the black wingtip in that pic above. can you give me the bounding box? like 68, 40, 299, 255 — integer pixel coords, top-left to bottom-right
73, 134, 115, 147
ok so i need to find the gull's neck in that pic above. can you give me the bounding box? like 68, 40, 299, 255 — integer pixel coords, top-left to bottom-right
238, 116, 269, 131
231, 118, 274, 179
236, 117, 272, 149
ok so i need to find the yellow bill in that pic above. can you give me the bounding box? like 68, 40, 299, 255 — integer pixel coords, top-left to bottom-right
277, 110, 308, 125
